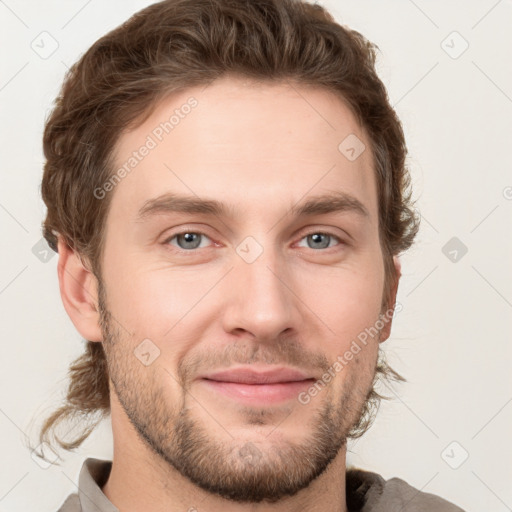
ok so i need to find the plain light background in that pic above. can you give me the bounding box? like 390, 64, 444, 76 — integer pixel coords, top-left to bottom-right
1, 1, 511, 510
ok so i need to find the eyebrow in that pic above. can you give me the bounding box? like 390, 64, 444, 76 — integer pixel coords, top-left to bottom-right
135, 191, 369, 222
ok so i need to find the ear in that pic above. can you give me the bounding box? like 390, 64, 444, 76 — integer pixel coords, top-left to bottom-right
379, 255, 401, 343
57, 237, 103, 342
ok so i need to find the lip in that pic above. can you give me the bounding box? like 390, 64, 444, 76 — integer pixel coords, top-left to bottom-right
198, 366, 316, 405
199, 366, 313, 384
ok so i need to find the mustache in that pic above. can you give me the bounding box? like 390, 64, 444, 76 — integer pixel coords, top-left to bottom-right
178, 341, 331, 384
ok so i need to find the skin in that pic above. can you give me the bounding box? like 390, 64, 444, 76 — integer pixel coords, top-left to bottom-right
58, 76, 400, 512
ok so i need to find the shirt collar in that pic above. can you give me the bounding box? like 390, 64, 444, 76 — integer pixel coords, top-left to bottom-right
78, 458, 119, 512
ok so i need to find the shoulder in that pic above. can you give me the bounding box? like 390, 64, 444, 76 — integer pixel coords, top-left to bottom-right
56, 492, 80, 512
379, 475, 466, 511
346, 468, 466, 511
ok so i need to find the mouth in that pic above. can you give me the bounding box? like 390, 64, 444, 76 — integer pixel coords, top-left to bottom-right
198, 366, 316, 404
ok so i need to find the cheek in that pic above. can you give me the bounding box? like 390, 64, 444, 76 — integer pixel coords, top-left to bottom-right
102, 256, 221, 342
299, 263, 384, 348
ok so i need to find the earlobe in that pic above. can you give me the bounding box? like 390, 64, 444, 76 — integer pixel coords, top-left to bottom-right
379, 255, 401, 343
57, 237, 103, 342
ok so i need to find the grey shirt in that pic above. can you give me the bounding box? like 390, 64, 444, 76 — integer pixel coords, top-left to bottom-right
57, 458, 465, 511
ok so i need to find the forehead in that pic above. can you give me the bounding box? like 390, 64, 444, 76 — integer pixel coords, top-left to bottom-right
108, 76, 377, 225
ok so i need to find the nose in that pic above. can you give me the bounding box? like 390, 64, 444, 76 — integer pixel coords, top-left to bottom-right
220, 241, 300, 342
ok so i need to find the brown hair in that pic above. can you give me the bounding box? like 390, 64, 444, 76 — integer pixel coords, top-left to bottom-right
35, 0, 418, 461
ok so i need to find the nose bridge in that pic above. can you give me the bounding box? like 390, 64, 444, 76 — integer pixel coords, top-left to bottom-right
222, 235, 297, 339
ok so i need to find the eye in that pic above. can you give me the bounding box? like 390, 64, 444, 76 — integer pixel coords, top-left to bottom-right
162, 229, 344, 253
164, 231, 213, 251
296, 232, 343, 250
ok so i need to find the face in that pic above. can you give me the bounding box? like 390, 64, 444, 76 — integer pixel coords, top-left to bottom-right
97, 76, 392, 503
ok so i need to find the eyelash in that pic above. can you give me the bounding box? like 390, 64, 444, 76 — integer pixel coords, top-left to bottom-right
162, 229, 345, 253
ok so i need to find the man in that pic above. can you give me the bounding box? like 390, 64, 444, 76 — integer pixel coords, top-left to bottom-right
36, 0, 465, 510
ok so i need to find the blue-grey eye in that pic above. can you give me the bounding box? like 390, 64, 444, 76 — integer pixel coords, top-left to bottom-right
170, 232, 211, 250
298, 233, 340, 250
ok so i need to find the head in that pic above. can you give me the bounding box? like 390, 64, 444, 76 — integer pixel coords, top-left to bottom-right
36, 0, 418, 503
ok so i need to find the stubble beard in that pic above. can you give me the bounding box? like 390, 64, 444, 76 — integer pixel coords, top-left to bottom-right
98, 288, 376, 504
